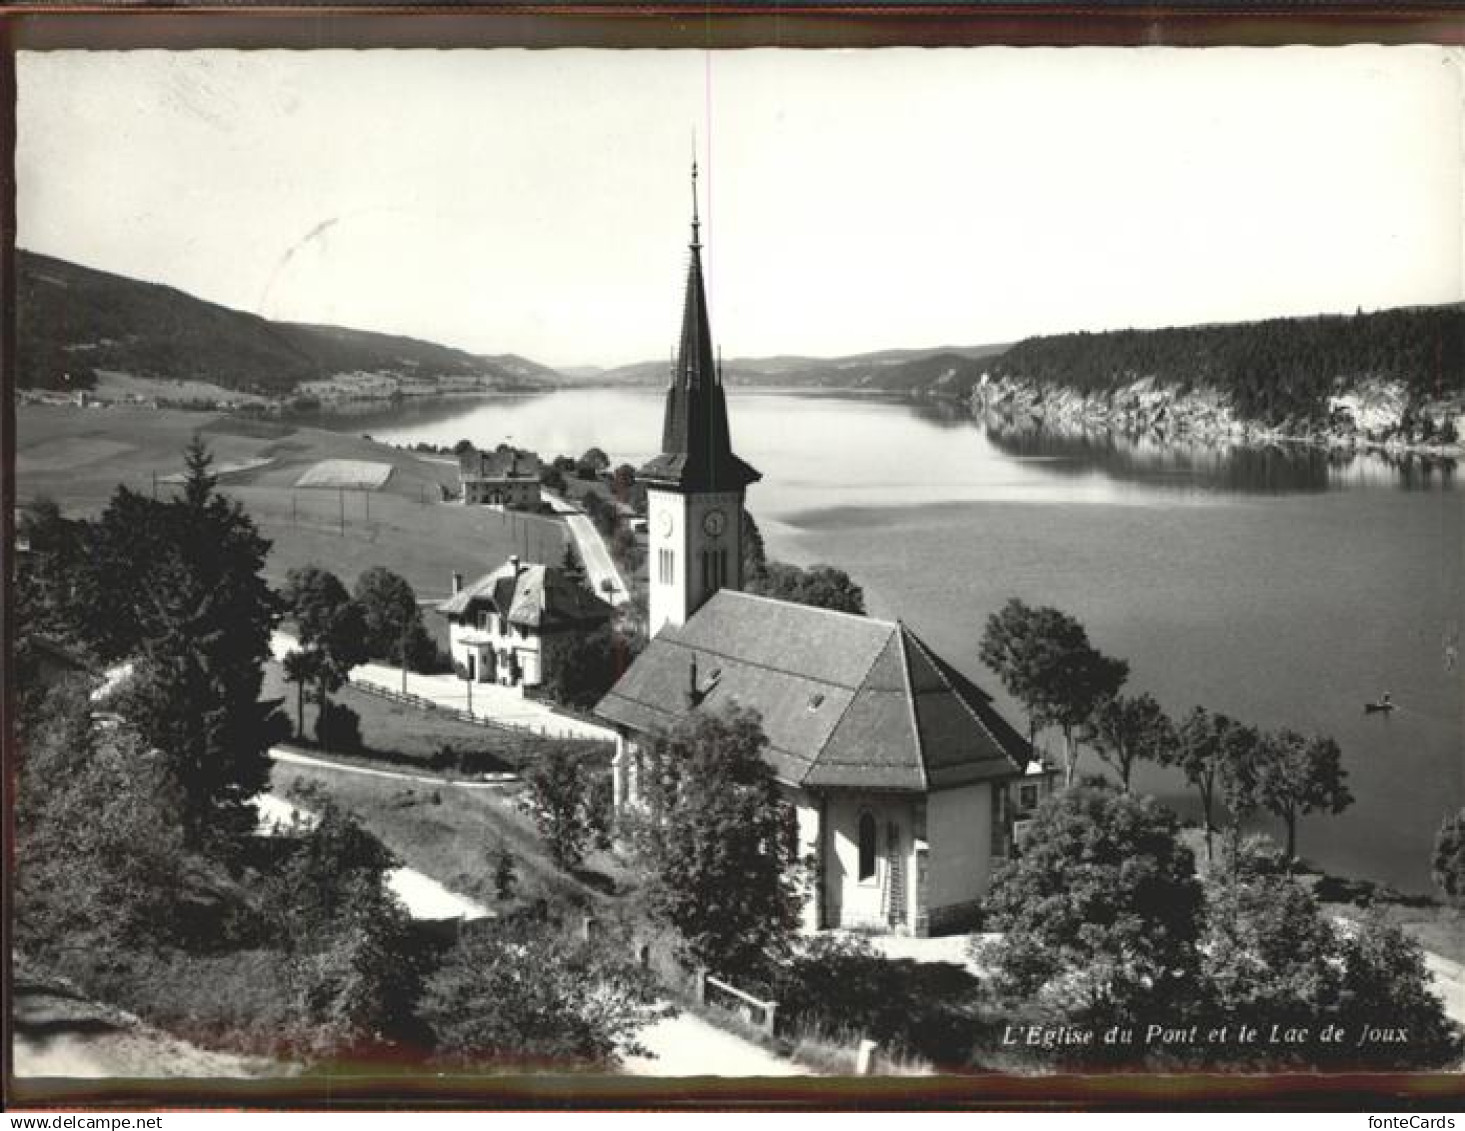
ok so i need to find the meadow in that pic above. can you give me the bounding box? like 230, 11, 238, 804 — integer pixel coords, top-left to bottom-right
15, 403, 570, 602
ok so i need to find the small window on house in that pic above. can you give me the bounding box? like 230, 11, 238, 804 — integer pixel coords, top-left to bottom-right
857, 812, 877, 881
1019, 784, 1039, 812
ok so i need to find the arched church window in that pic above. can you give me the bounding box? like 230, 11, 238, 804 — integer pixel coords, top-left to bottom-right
858, 812, 877, 881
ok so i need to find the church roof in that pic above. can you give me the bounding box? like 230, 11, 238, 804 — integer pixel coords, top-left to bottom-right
638, 166, 761, 494
437, 559, 613, 629
595, 590, 1029, 792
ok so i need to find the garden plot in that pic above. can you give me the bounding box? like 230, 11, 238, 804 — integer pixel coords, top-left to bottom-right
293, 459, 394, 490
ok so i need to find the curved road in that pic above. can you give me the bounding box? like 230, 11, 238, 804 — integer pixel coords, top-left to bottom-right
544, 490, 629, 607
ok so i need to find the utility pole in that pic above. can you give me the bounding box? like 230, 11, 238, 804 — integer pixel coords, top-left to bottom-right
338, 488, 345, 536
364, 488, 370, 523
292, 491, 297, 525
151, 470, 158, 500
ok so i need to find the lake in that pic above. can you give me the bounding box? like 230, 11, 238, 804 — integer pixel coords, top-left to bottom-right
313, 388, 1463, 894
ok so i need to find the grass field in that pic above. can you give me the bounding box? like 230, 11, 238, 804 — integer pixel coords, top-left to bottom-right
16, 403, 570, 603
270, 758, 633, 915
261, 659, 576, 772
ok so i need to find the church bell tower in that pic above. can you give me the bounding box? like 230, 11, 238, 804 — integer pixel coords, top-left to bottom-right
638, 161, 761, 637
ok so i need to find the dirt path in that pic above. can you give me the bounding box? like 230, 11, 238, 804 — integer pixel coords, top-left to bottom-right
12, 970, 274, 1080
256, 792, 493, 921
622, 1008, 812, 1077
270, 745, 512, 788
1422, 952, 1465, 1029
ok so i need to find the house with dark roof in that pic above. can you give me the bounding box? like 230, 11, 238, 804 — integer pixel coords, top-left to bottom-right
459, 444, 542, 509
437, 555, 613, 688
594, 165, 1046, 936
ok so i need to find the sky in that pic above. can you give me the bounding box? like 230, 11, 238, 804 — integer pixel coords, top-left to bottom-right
17, 47, 1463, 369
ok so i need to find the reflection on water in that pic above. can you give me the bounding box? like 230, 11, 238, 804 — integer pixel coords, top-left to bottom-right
979, 413, 1458, 494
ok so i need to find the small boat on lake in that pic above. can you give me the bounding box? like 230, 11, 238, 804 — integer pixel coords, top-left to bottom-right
1364, 693, 1395, 715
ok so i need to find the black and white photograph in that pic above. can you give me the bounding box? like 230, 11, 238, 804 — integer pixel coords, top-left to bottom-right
7, 31, 1464, 1106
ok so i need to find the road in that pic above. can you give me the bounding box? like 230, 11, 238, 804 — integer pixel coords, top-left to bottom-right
544, 490, 630, 607
270, 631, 617, 743
622, 1008, 813, 1077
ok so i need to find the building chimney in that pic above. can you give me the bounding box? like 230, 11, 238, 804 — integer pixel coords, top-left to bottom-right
687, 654, 700, 705
451, 571, 463, 594
509, 554, 521, 576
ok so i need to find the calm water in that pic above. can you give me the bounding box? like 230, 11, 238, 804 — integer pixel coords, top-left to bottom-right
315, 389, 1463, 893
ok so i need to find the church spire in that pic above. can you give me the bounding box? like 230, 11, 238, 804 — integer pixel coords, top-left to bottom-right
637, 162, 761, 494
690, 156, 701, 250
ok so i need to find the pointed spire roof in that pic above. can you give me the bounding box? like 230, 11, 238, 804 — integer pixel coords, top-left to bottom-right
639, 161, 761, 493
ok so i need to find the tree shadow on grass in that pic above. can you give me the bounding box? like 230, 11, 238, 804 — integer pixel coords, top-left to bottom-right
570, 867, 622, 896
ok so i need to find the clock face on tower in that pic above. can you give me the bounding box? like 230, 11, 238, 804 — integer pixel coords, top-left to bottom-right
702, 509, 727, 538
659, 510, 674, 537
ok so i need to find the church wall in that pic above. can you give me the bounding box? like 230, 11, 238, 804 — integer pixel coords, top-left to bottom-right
925, 781, 994, 934
823, 793, 920, 933
786, 787, 824, 932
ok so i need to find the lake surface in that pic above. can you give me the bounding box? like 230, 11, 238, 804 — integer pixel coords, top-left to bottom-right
314, 389, 1463, 894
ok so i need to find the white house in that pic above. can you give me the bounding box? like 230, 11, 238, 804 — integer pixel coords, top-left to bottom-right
437, 555, 613, 688
459, 445, 542, 509
594, 164, 1049, 936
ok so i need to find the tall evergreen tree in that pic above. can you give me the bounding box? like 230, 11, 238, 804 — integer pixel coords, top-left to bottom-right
107, 437, 288, 845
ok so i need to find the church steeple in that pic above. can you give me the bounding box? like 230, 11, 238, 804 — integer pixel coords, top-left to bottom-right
641, 160, 759, 637
639, 161, 761, 494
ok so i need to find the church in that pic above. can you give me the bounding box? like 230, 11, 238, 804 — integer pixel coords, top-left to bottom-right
594, 167, 1046, 937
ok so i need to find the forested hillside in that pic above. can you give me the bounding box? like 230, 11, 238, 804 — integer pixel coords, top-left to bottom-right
987, 306, 1464, 426
16, 249, 553, 395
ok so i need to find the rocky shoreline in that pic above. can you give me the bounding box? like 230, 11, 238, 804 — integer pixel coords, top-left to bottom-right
970, 374, 1465, 460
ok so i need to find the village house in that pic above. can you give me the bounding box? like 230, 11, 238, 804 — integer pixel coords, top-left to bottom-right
459, 443, 542, 509
595, 165, 1050, 936
437, 555, 613, 688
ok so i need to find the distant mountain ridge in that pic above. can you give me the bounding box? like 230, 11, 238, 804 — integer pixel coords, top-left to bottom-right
16, 249, 561, 396
16, 249, 1462, 441
580, 342, 1010, 398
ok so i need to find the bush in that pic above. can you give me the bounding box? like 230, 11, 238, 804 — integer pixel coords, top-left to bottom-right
1433, 809, 1465, 907
773, 935, 987, 1068
422, 912, 662, 1071
316, 701, 363, 753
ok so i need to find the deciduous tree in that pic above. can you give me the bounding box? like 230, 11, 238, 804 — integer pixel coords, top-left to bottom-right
353, 566, 435, 672
1085, 692, 1176, 791
541, 624, 639, 710
746, 561, 866, 616
977, 777, 1203, 1018
1253, 728, 1353, 861
979, 600, 1127, 786
1433, 808, 1465, 907
1165, 706, 1234, 861
638, 706, 805, 980
283, 566, 369, 740
526, 745, 596, 871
